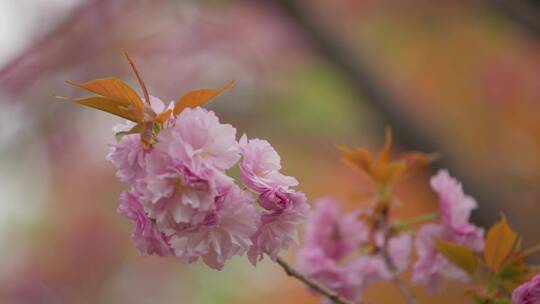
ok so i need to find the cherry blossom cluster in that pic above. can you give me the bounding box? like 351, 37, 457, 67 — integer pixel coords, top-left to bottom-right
108, 97, 308, 270
297, 197, 412, 302
66, 57, 539, 302
296, 169, 483, 303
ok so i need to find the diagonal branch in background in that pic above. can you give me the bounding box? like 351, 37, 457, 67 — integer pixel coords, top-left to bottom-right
490, 0, 540, 39
263, 0, 506, 228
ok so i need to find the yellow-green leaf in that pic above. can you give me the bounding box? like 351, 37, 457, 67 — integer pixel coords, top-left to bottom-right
484, 215, 519, 272
173, 80, 235, 116
72, 96, 142, 122
436, 239, 478, 274
67, 77, 145, 120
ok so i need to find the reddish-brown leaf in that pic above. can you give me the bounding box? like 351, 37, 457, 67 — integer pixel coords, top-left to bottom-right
67, 77, 145, 120
173, 80, 235, 116
484, 215, 519, 272
72, 96, 142, 122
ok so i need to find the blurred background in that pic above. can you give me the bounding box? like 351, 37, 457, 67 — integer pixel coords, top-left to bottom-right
1, 0, 540, 303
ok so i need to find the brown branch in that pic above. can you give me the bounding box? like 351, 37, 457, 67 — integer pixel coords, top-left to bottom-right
275, 256, 357, 304
489, 0, 540, 39
263, 0, 507, 231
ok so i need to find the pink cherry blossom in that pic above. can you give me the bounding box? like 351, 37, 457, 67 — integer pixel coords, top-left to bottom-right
343, 234, 412, 296
248, 190, 308, 265
296, 197, 367, 301
296, 197, 412, 302
238, 135, 298, 192
117, 190, 172, 256
431, 169, 481, 235
512, 273, 540, 304
388, 233, 413, 272
412, 170, 485, 292
107, 134, 148, 183
170, 185, 260, 270
158, 107, 240, 170
139, 151, 229, 230
301, 197, 367, 260
412, 224, 465, 291
107, 97, 308, 271
298, 247, 360, 302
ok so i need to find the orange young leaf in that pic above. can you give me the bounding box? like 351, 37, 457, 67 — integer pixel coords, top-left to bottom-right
436, 239, 478, 274
67, 77, 145, 121
484, 215, 519, 272
339, 146, 373, 173
378, 127, 393, 162
72, 96, 142, 122
173, 80, 235, 116
155, 109, 172, 124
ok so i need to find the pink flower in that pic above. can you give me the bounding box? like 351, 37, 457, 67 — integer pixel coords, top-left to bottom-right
343, 234, 412, 296
388, 233, 413, 272
238, 135, 298, 192
170, 185, 260, 270
248, 190, 308, 265
412, 224, 464, 291
412, 170, 485, 292
296, 198, 368, 302
107, 134, 148, 183
297, 198, 413, 302
345, 256, 391, 296
431, 169, 481, 235
298, 248, 361, 302
158, 107, 240, 170
302, 197, 367, 260
139, 152, 229, 230
117, 190, 172, 256
512, 273, 540, 304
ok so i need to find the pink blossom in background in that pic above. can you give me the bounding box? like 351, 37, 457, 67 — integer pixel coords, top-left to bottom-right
412, 224, 468, 292
412, 169, 485, 292
300, 197, 366, 260
296, 197, 367, 301
296, 197, 413, 302
388, 233, 413, 272
238, 135, 298, 192
117, 190, 172, 256
431, 169, 483, 237
512, 273, 540, 304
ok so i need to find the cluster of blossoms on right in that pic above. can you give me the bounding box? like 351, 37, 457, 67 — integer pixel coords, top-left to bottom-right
296, 130, 540, 304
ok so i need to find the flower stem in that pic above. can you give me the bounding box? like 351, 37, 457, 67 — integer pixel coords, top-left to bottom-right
274, 256, 358, 304
394, 212, 439, 230
381, 226, 418, 304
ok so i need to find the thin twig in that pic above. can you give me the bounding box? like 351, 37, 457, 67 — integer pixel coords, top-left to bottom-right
123, 51, 151, 106
275, 256, 357, 304
381, 228, 417, 304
